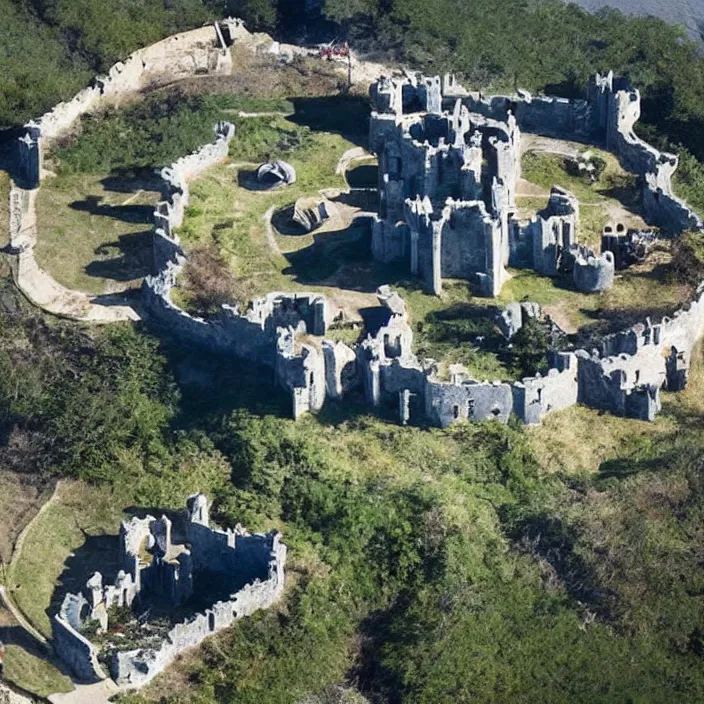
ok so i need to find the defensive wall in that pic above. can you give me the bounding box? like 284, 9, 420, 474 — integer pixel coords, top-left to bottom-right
17, 18, 245, 180
6, 23, 704, 428
368, 71, 702, 302
451, 71, 702, 234
140, 118, 704, 427
6, 19, 252, 322
52, 494, 286, 690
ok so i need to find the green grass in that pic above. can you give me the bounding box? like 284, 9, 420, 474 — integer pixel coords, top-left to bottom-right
323, 325, 363, 346
174, 115, 384, 319
498, 257, 690, 334
520, 148, 648, 245
177, 132, 346, 295
34, 172, 158, 295
8, 482, 135, 638
521, 148, 638, 206
216, 95, 295, 114
3, 645, 74, 697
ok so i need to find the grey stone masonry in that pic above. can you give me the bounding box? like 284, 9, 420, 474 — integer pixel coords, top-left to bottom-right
368, 69, 702, 301
127, 72, 704, 428
17, 21, 704, 431
52, 494, 286, 691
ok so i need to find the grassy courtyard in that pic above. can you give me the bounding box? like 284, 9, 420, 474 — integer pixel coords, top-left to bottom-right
519, 146, 648, 249
34, 172, 160, 295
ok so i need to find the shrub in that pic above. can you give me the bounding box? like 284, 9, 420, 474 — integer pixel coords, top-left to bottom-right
671, 231, 704, 286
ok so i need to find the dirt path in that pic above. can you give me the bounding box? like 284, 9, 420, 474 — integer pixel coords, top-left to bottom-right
263, 205, 283, 258
336, 147, 370, 177
225, 110, 290, 118
1, 480, 64, 647
520, 134, 581, 158
47, 680, 118, 704
0, 482, 119, 704
0, 588, 47, 650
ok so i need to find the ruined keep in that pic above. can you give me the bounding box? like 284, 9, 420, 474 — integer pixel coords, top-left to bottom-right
52, 494, 286, 689
368, 71, 702, 297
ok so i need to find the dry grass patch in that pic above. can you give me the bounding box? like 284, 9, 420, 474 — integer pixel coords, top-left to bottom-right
8, 480, 134, 638
0, 170, 9, 249
34, 172, 159, 296
529, 342, 704, 476
528, 405, 674, 475
174, 48, 343, 103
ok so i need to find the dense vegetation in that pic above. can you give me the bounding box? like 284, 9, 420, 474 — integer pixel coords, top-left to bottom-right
52, 91, 297, 174
3, 0, 704, 162
2, 275, 704, 702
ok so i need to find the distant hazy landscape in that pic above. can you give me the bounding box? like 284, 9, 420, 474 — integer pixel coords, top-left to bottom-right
572, 0, 704, 43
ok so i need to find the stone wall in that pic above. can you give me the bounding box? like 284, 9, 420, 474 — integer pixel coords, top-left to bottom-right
51, 615, 108, 684
275, 327, 326, 419
111, 531, 285, 689
34, 25, 232, 144
12, 22, 704, 432
511, 353, 579, 425
459, 71, 702, 235
348, 280, 704, 427
425, 377, 514, 427
602, 77, 703, 233
142, 122, 331, 370
53, 495, 286, 690
14, 23, 238, 190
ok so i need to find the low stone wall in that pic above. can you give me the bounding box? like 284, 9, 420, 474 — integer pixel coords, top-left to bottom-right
14, 23, 238, 189
353, 280, 704, 426
34, 25, 233, 144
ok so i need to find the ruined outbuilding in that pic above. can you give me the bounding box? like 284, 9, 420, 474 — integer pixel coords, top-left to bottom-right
52, 494, 286, 689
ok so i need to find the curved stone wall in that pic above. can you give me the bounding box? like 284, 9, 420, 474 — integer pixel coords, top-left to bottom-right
459, 71, 702, 234
6, 23, 704, 429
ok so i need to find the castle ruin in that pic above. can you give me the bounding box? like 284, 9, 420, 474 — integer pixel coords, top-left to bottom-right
8, 22, 704, 433
52, 494, 286, 689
